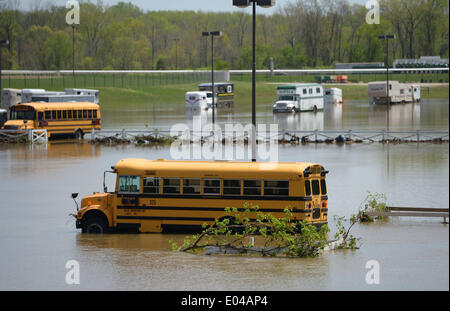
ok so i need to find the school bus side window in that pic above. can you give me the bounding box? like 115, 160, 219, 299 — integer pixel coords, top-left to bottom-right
163, 178, 181, 194
143, 177, 160, 194
45, 111, 51, 120
223, 179, 241, 195
311, 180, 320, 195
183, 178, 200, 194
52, 111, 57, 119
264, 180, 289, 196
204, 179, 221, 195
244, 180, 261, 195
38, 112, 44, 121
118, 176, 140, 193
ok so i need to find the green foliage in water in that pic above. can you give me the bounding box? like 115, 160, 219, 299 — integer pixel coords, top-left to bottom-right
170, 203, 362, 258
357, 191, 388, 222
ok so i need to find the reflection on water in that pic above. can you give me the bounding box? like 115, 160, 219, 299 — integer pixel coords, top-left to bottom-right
101, 99, 448, 132
273, 111, 324, 130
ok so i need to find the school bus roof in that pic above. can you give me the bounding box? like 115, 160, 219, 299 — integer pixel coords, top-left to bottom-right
12, 102, 99, 110
113, 158, 324, 179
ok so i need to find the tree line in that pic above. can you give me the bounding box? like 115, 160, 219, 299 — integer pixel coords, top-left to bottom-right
0, 0, 448, 71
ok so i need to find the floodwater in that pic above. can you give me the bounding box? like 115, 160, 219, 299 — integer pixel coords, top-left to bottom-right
0, 98, 448, 291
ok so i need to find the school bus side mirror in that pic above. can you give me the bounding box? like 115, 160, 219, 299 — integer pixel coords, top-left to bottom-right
71, 193, 78, 199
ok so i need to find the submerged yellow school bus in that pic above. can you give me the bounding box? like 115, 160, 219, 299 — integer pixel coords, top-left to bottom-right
2, 102, 101, 138
75, 159, 329, 233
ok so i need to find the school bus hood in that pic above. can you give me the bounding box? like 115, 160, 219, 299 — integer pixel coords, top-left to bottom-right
81, 192, 110, 208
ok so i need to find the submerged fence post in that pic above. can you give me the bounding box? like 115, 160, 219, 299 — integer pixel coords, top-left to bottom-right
416, 130, 420, 142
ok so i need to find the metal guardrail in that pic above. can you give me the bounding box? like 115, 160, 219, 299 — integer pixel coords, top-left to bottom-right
89, 128, 449, 143
1, 128, 447, 144
364, 206, 449, 223
0, 129, 48, 143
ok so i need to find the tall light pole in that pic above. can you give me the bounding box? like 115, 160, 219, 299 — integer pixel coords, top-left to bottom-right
379, 34, 395, 132
233, 0, 275, 162
202, 31, 222, 126
0, 40, 10, 106
173, 38, 180, 70
72, 24, 76, 78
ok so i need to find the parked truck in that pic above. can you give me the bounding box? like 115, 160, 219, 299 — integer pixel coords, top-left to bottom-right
272, 84, 324, 113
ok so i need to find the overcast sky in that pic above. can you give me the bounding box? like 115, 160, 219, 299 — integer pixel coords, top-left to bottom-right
13, 0, 367, 14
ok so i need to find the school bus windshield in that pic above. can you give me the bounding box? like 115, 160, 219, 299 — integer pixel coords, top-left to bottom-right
10, 110, 36, 120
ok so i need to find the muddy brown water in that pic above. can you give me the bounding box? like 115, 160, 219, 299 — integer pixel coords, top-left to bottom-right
0, 99, 448, 290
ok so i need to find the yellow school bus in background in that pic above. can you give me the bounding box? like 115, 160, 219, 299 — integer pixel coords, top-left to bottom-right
75, 159, 329, 233
2, 102, 101, 138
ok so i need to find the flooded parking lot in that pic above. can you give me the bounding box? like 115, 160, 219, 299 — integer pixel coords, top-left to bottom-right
0, 99, 448, 290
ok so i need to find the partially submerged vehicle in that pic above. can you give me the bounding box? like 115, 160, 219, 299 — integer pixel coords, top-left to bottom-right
2, 102, 101, 138
368, 81, 421, 104
198, 82, 234, 107
324, 88, 343, 104
185, 91, 212, 110
273, 84, 324, 113
74, 158, 329, 233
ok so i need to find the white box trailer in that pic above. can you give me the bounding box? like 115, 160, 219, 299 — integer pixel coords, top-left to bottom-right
1, 88, 23, 110
65, 88, 99, 105
368, 81, 420, 104
324, 88, 343, 104
30, 94, 96, 103
273, 83, 324, 113
21, 89, 65, 103
185, 91, 211, 110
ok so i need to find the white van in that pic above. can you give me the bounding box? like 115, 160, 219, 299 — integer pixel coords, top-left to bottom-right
185, 91, 211, 110
273, 83, 324, 113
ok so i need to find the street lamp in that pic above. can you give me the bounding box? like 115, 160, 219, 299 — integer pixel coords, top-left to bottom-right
0, 40, 10, 106
233, 0, 275, 162
202, 31, 222, 126
72, 24, 76, 76
173, 38, 180, 70
379, 34, 395, 132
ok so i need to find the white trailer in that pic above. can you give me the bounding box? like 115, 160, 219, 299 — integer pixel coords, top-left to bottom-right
185, 91, 211, 110
21, 89, 65, 104
368, 81, 421, 104
1, 88, 23, 110
273, 83, 324, 113
324, 88, 343, 104
65, 88, 100, 105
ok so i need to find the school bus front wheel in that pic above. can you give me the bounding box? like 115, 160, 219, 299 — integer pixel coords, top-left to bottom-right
80, 211, 109, 233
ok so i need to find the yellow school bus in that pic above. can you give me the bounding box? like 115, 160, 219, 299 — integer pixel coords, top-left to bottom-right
75, 159, 329, 233
2, 102, 101, 138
